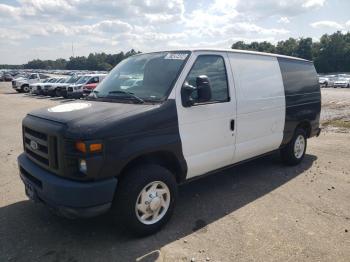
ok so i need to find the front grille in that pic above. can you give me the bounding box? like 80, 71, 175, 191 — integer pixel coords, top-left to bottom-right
23, 126, 59, 170
68, 87, 73, 92
12, 81, 16, 87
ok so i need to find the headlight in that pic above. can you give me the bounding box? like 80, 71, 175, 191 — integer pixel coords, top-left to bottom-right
79, 159, 87, 174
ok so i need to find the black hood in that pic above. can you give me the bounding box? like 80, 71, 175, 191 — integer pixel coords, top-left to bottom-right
28, 101, 157, 139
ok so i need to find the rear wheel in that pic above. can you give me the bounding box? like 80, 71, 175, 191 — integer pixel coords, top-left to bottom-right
281, 128, 307, 165
111, 164, 177, 236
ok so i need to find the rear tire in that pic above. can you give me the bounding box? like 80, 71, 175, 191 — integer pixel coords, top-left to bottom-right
281, 128, 307, 166
111, 164, 177, 236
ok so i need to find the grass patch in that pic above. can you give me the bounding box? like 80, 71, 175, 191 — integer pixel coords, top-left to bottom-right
322, 119, 350, 129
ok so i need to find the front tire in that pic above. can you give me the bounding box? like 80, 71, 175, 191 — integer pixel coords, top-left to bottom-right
281, 128, 307, 165
21, 85, 30, 93
112, 165, 177, 236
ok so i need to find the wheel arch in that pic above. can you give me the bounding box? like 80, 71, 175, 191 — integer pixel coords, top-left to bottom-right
118, 151, 187, 184
296, 121, 311, 138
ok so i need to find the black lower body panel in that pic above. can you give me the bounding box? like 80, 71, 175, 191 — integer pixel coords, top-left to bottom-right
18, 153, 117, 218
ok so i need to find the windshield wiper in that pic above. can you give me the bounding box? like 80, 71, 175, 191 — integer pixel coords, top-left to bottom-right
107, 90, 144, 104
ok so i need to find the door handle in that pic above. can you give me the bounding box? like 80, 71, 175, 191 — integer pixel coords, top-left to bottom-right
230, 119, 235, 131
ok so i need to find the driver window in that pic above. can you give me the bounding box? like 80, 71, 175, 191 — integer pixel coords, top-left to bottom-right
185, 55, 229, 103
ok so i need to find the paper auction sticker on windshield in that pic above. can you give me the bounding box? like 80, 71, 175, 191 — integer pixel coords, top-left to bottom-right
164, 53, 188, 60
48, 103, 91, 113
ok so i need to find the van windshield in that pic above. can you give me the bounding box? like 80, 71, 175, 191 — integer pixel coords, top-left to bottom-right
90, 51, 190, 102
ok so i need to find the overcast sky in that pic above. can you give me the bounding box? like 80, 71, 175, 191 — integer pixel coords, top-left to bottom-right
0, 0, 349, 64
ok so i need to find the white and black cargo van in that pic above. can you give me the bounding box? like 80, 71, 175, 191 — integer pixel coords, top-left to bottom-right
18, 49, 321, 235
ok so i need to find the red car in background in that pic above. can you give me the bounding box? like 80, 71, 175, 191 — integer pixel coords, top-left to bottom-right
82, 82, 99, 96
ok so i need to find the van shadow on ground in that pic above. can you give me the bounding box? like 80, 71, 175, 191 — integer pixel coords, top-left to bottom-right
1, 153, 316, 262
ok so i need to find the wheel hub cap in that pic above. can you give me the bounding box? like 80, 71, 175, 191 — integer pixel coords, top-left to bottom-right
294, 135, 305, 159
135, 181, 171, 225
149, 196, 161, 211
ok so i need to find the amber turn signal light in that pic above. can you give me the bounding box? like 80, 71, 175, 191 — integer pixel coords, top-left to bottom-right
75, 141, 103, 153
89, 143, 102, 152
75, 141, 87, 153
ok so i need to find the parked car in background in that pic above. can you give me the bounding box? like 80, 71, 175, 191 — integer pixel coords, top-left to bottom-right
333, 77, 350, 88
67, 74, 107, 98
12, 73, 49, 93
0, 73, 14, 81
56, 75, 82, 98
318, 76, 334, 88
82, 83, 99, 96
82, 75, 108, 96
45, 78, 68, 97
42, 78, 67, 96
30, 78, 58, 95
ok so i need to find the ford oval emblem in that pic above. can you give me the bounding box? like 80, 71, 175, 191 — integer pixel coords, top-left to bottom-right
30, 140, 38, 151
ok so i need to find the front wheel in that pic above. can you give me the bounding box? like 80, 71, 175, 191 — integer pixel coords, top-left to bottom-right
21, 85, 30, 93
281, 128, 307, 165
111, 165, 177, 236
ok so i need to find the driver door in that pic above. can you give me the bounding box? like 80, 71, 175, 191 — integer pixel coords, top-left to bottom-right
175, 51, 236, 178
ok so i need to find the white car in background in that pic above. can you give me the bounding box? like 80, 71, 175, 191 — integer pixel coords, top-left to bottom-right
12, 73, 49, 93
318, 76, 335, 88
67, 74, 107, 98
42, 78, 68, 96
333, 77, 350, 88
29, 78, 59, 95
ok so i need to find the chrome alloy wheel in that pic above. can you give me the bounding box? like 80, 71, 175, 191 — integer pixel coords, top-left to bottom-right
135, 181, 170, 225
294, 134, 305, 159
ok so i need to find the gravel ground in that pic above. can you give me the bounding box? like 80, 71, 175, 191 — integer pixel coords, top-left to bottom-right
320, 88, 350, 133
0, 82, 349, 262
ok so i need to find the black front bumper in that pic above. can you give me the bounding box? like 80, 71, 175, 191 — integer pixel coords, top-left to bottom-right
18, 153, 118, 218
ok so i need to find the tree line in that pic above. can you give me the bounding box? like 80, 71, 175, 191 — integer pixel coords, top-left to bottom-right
0, 49, 140, 71
232, 31, 350, 73
1, 31, 350, 73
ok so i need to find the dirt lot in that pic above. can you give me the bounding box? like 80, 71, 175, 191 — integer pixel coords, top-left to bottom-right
0, 82, 349, 262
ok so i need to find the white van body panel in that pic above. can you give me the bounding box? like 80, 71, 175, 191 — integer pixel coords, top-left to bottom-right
175, 51, 237, 178
228, 53, 285, 163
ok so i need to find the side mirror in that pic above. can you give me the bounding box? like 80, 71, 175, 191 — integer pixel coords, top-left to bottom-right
181, 75, 211, 107
181, 75, 212, 107
196, 75, 212, 103
181, 82, 196, 107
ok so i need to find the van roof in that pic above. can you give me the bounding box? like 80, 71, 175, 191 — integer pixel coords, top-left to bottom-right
144, 48, 311, 63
